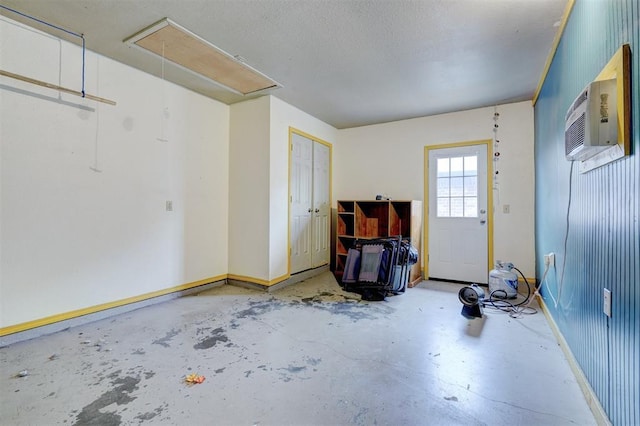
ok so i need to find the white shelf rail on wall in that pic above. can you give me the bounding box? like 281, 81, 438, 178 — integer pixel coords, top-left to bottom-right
0, 4, 116, 106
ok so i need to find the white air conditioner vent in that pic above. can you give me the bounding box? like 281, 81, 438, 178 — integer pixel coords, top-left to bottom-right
566, 89, 589, 119
564, 78, 617, 161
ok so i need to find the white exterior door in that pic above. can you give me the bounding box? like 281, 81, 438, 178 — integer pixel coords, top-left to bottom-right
290, 132, 331, 273
427, 143, 489, 283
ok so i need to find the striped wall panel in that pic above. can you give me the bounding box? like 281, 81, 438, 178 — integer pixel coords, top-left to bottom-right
534, 0, 639, 424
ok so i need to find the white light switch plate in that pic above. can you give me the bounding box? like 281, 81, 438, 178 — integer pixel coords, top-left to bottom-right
603, 288, 612, 317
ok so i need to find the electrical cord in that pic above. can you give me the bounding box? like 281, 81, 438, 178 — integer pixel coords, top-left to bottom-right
537, 261, 558, 307
482, 266, 538, 317
479, 159, 575, 318
557, 160, 575, 307
518, 262, 553, 314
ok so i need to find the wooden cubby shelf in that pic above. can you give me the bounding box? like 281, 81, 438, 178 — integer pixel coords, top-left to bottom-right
334, 200, 422, 287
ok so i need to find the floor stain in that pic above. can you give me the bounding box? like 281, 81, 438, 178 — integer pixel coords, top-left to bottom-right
353, 407, 369, 425
134, 403, 166, 422
152, 329, 181, 348
193, 328, 229, 350
318, 302, 379, 321
279, 365, 307, 374
234, 298, 285, 319
275, 364, 308, 383
73, 375, 141, 426
279, 374, 293, 383
300, 292, 361, 304
305, 357, 322, 366
296, 292, 392, 321
196, 327, 211, 336
444, 396, 459, 402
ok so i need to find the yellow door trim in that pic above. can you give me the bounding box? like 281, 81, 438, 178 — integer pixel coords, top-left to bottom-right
288, 127, 333, 275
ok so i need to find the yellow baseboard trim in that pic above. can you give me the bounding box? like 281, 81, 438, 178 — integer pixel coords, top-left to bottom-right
537, 295, 611, 425
0, 274, 227, 337
227, 273, 290, 287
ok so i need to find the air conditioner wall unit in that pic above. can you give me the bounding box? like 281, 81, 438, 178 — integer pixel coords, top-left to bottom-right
564, 78, 618, 161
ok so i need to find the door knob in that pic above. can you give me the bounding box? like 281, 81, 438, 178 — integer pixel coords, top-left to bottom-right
480, 209, 486, 214
308, 208, 312, 213
480, 219, 486, 224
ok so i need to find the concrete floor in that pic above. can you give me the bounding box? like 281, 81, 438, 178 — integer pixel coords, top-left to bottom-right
1, 272, 596, 425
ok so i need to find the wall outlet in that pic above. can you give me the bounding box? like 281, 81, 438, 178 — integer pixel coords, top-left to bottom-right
603, 288, 612, 317
166, 200, 173, 212
544, 252, 555, 267
502, 204, 510, 214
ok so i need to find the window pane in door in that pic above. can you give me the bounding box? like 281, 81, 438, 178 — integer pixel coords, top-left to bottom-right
464, 156, 477, 176
464, 197, 477, 217
450, 177, 463, 196
450, 157, 464, 177
437, 178, 450, 197
437, 198, 450, 217
464, 176, 477, 196
451, 197, 464, 217
437, 158, 450, 177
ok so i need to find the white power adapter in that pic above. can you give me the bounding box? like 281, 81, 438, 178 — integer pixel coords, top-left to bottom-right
543, 252, 555, 267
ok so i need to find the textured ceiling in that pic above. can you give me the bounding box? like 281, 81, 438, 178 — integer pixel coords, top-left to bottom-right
0, 0, 567, 129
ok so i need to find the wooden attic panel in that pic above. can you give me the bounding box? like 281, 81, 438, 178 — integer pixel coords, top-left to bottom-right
134, 24, 277, 95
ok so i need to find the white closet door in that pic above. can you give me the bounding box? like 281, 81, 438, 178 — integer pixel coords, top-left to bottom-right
290, 134, 313, 273
312, 142, 330, 267
290, 132, 331, 274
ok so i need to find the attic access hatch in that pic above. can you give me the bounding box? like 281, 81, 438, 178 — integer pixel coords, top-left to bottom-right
124, 18, 281, 96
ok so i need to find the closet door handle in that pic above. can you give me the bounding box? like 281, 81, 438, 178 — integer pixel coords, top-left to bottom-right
315, 208, 320, 213
308, 208, 312, 213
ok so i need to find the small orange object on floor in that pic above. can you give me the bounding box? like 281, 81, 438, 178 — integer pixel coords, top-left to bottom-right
185, 374, 205, 385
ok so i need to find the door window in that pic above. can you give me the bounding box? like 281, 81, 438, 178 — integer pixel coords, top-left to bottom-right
436, 155, 478, 218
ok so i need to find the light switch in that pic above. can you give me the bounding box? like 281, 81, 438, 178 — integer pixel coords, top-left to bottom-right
603, 288, 612, 317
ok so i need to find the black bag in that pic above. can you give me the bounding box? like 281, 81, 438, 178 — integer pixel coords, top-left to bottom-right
360, 288, 387, 301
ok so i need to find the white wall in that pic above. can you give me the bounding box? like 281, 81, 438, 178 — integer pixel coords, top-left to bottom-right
228, 96, 338, 282
228, 96, 271, 280
0, 17, 230, 328
336, 102, 536, 277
